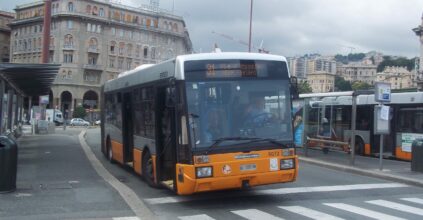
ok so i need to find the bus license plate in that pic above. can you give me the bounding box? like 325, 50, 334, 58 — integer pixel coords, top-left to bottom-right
240, 164, 256, 171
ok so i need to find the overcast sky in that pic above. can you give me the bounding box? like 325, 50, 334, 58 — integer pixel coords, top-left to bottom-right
2, 0, 423, 58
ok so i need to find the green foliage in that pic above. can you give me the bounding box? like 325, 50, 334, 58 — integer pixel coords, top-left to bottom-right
298, 81, 313, 94
351, 81, 372, 91
73, 106, 87, 119
335, 76, 352, 91
377, 57, 415, 72
335, 53, 366, 64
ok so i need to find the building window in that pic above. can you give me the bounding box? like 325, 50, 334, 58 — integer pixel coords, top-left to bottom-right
88, 55, 97, 65
118, 58, 123, 69
143, 46, 148, 58
109, 57, 115, 68
127, 44, 133, 56
67, 71, 73, 79
99, 8, 104, 17
64, 34, 73, 47
110, 41, 116, 54
151, 47, 156, 59
119, 29, 124, 38
89, 38, 98, 50
92, 6, 98, 15
67, 20, 73, 29
68, 2, 74, 12
111, 27, 116, 35
119, 42, 125, 55
126, 59, 132, 70
135, 45, 141, 58
86, 5, 91, 14
64, 52, 73, 63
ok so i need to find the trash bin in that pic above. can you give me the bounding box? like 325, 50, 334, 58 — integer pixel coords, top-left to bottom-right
411, 138, 423, 172
0, 136, 18, 193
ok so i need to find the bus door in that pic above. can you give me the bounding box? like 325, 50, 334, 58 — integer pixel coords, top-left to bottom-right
155, 85, 177, 187
122, 92, 134, 163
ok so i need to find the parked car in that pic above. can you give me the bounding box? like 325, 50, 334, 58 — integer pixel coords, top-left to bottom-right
70, 118, 90, 126
95, 120, 101, 125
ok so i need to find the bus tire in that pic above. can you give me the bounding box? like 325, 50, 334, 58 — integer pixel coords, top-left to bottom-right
355, 137, 365, 156
107, 138, 115, 163
142, 150, 156, 187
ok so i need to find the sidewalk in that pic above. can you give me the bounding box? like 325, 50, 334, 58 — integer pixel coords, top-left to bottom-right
0, 128, 134, 220
298, 148, 423, 187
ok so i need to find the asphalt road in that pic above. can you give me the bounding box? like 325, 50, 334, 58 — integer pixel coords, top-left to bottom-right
84, 128, 423, 220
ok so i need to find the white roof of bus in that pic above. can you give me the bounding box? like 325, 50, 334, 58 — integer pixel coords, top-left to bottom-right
104, 52, 290, 92
301, 91, 423, 105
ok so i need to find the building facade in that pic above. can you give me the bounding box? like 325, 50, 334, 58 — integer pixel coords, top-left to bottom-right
287, 55, 336, 79
0, 11, 15, 63
336, 62, 377, 85
376, 66, 415, 90
9, 0, 192, 117
306, 71, 335, 93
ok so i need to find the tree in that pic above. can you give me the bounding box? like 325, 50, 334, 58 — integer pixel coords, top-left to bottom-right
377, 56, 415, 72
298, 80, 312, 94
73, 106, 87, 119
335, 76, 352, 91
351, 81, 371, 90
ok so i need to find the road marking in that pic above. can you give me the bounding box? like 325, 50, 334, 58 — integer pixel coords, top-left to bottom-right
324, 203, 405, 220
231, 209, 284, 220
366, 200, 423, 216
401, 197, 423, 205
144, 183, 408, 205
78, 131, 156, 220
178, 214, 215, 220
278, 206, 344, 220
113, 217, 140, 220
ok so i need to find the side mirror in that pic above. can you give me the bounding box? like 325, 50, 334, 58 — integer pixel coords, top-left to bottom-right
290, 76, 299, 99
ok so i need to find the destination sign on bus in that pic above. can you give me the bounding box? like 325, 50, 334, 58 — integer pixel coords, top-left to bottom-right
206, 63, 258, 78
184, 60, 289, 80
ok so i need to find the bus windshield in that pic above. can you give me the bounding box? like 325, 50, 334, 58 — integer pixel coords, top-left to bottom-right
186, 79, 293, 148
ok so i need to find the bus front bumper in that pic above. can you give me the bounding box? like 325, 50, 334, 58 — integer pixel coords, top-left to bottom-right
175, 163, 298, 195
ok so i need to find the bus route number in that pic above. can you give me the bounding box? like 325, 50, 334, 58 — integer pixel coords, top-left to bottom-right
268, 151, 280, 157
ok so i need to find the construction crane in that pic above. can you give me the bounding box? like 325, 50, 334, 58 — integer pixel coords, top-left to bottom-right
337, 44, 356, 54
212, 31, 269, 53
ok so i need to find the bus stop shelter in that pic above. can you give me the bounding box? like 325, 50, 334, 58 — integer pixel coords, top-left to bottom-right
0, 63, 60, 136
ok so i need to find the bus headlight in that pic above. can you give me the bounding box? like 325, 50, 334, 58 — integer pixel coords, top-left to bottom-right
196, 166, 213, 178
280, 159, 294, 170
282, 148, 295, 156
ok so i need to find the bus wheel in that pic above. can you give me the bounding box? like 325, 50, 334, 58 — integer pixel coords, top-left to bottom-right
355, 138, 365, 156
142, 151, 156, 187
322, 147, 329, 154
107, 138, 114, 163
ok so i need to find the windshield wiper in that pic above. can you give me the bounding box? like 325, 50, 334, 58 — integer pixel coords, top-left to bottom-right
243, 138, 290, 148
205, 137, 259, 154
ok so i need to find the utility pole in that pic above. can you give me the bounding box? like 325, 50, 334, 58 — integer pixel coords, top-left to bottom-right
248, 0, 253, 53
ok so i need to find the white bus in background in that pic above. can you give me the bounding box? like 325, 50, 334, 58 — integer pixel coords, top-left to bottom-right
301, 92, 423, 161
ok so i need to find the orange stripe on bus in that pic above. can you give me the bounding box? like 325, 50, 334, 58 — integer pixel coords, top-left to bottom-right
111, 140, 124, 164
152, 155, 157, 184
133, 149, 142, 175
395, 146, 411, 161
364, 144, 371, 155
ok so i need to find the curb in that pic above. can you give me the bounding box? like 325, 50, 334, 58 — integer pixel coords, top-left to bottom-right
299, 156, 423, 188
78, 130, 157, 220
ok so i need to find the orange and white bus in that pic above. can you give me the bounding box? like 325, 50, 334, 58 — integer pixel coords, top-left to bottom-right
101, 52, 298, 195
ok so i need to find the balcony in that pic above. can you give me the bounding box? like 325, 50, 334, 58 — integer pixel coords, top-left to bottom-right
88, 47, 100, 53
83, 64, 103, 71
63, 45, 76, 50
